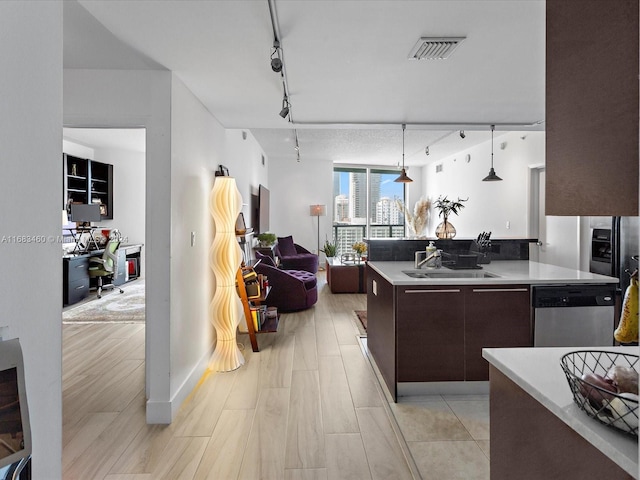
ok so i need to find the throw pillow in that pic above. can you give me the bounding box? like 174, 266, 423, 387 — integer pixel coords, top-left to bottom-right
255, 251, 275, 267
277, 235, 296, 256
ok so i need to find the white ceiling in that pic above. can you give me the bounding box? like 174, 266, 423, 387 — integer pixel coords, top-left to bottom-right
63, 0, 545, 166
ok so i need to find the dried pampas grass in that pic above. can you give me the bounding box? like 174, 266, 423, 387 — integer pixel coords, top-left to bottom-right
396, 197, 431, 237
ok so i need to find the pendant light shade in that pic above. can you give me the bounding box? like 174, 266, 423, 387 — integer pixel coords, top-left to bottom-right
394, 124, 413, 183
482, 125, 502, 182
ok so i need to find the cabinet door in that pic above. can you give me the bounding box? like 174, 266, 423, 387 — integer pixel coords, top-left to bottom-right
546, 0, 638, 216
366, 267, 397, 399
396, 286, 465, 382
464, 285, 532, 381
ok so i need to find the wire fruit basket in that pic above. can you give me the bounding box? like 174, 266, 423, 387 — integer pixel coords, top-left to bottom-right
560, 350, 639, 437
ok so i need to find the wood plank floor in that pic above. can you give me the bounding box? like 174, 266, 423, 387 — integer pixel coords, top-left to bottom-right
62, 274, 417, 480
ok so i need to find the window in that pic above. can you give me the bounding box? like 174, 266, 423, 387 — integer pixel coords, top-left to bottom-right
332, 167, 405, 254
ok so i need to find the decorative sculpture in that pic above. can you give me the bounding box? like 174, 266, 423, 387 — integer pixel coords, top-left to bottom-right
208, 176, 245, 372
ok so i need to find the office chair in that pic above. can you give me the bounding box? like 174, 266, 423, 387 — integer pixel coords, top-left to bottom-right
88, 230, 124, 298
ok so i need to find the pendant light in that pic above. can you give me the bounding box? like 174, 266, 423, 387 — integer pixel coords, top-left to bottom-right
394, 124, 413, 183
482, 124, 502, 181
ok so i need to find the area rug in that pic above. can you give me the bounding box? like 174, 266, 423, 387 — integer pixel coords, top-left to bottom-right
63, 280, 145, 324
354, 310, 367, 332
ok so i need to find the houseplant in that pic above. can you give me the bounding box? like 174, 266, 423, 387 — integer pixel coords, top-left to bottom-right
256, 232, 276, 247
320, 238, 337, 259
434, 196, 468, 239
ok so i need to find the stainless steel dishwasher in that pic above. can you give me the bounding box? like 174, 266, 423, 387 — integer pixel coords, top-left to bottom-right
532, 284, 616, 347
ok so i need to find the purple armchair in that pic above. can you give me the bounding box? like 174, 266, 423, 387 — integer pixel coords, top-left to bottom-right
254, 253, 317, 312
275, 235, 319, 273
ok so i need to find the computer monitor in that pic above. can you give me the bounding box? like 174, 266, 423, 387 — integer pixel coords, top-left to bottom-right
69, 203, 102, 224
0, 339, 31, 473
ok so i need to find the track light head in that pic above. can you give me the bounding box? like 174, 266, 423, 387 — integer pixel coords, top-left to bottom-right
270, 41, 283, 73
279, 105, 289, 118
459, 130, 466, 139
271, 57, 283, 73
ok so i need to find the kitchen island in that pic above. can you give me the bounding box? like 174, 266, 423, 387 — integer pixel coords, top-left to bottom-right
366, 260, 619, 400
483, 346, 638, 479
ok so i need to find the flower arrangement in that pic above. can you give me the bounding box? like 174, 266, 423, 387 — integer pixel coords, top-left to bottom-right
352, 241, 367, 256
396, 197, 431, 237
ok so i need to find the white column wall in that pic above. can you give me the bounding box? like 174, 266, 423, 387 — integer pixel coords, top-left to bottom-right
64, 68, 173, 422
0, 2, 63, 477
168, 75, 225, 415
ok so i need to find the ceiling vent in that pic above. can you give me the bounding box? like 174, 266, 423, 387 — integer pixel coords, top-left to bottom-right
408, 37, 466, 60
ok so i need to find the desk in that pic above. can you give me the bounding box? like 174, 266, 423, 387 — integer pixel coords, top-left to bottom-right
64, 226, 101, 253
63, 244, 143, 306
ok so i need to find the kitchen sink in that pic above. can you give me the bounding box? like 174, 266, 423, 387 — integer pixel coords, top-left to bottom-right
402, 269, 500, 279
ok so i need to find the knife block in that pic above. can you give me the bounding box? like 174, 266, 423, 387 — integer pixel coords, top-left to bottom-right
470, 240, 492, 264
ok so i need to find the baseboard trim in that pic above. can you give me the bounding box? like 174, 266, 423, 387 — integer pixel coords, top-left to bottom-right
146, 346, 213, 424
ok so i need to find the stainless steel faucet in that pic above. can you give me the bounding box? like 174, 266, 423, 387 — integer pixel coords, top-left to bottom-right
414, 250, 441, 269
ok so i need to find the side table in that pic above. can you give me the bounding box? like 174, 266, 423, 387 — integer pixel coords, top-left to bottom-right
326, 258, 367, 293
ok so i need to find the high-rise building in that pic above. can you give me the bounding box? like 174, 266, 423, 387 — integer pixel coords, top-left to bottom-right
349, 171, 367, 223
334, 194, 349, 222
368, 173, 381, 223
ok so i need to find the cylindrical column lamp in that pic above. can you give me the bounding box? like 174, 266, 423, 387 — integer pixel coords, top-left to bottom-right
209, 176, 245, 372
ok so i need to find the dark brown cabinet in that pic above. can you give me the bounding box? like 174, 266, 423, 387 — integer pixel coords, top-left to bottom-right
366, 267, 397, 398
396, 286, 465, 382
464, 286, 532, 381
546, 0, 638, 216
64, 154, 114, 220
366, 267, 534, 399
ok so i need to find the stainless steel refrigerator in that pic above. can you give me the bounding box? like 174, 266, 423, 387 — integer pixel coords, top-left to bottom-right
590, 216, 639, 297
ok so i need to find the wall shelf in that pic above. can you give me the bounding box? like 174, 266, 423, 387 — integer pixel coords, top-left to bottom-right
63, 153, 114, 220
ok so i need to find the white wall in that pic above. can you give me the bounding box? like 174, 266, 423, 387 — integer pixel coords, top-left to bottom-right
269, 156, 334, 255
0, 2, 63, 477
423, 131, 545, 239
224, 129, 269, 229
64, 68, 173, 423
168, 75, 225, 414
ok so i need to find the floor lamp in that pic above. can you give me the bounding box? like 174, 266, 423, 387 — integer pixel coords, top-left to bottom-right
209, 176, 245, 372
310, 204, 326, 259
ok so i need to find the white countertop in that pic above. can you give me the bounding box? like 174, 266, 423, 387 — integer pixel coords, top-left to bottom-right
367, 260, 619, 286
483, 346, 639, 478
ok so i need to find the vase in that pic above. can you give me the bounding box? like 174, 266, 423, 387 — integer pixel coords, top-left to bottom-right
436, 219, 456, 239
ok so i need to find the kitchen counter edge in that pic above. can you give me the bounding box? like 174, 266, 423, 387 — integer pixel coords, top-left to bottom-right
483, 346, 638, 478
366, 260, 619, 286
